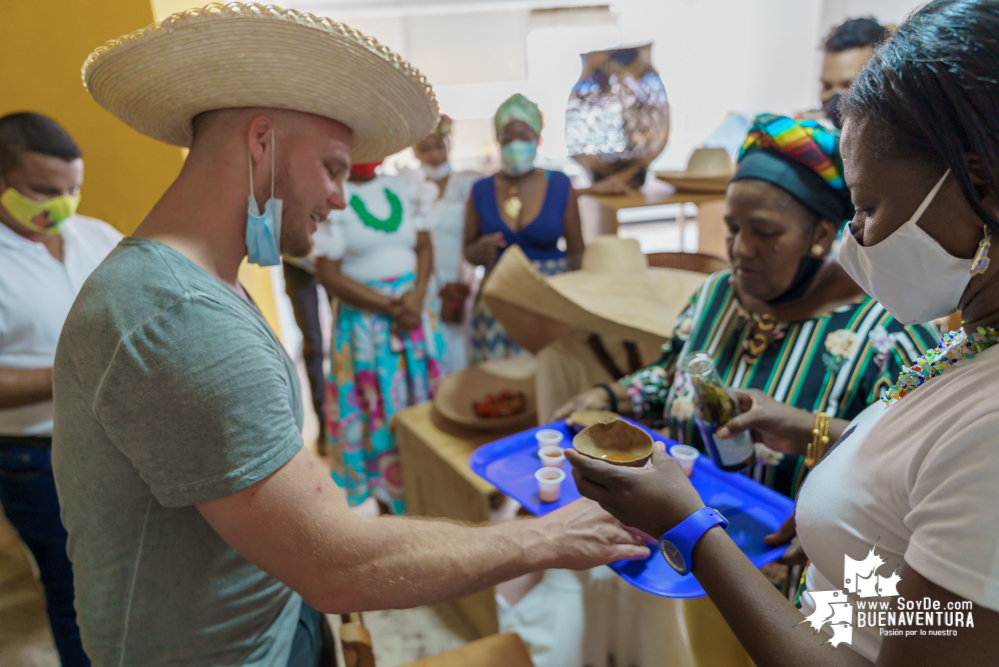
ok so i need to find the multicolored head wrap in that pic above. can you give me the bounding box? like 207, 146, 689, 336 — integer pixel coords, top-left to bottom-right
733, 114, 853, 224
494, 94, 543, 137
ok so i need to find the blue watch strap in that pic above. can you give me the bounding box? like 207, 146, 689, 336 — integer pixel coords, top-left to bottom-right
658, 507, 729, 576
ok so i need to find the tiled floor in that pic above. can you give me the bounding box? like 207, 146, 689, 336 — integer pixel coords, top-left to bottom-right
0, 515, 59, 667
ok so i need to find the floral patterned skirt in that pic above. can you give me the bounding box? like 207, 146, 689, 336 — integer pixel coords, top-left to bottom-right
324, 272, 444, 514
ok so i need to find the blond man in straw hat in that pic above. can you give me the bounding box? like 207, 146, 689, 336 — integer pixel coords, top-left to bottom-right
50, 5, 648, 666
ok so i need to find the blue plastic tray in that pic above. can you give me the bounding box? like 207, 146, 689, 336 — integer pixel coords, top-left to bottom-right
469, 418, 794, 598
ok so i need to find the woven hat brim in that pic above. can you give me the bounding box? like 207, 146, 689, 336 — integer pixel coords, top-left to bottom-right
655, 173, 731, 193
482, 245, 708, 347
83, 4, 439, 162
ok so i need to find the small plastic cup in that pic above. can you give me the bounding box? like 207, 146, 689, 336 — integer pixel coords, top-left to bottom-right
535, 467, 566, 503
539, 446, 566, 468
536, 429, 564, 452
670, 444, 700, 477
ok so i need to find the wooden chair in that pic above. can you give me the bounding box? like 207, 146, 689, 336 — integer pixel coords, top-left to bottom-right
646, 251, 729, 275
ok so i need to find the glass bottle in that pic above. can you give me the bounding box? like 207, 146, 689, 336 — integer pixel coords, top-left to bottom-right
683, 352, 755, 472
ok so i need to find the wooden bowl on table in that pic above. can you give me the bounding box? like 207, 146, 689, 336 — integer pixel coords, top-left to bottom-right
433, 356, 537, 432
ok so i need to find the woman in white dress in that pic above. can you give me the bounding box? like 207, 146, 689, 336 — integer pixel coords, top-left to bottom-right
411, 115, 480, 374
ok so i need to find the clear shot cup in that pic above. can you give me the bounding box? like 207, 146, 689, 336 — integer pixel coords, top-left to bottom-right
536, 429, 565, 452
669, 444, 700, 477
535, 467, 566, 503
538, 446, 566, 468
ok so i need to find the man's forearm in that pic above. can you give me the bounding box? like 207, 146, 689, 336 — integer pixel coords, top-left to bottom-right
322, 516, 556, 613
0, 367, 53, 409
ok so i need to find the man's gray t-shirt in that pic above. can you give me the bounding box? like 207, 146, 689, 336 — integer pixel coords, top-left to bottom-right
53, 238, 304, 666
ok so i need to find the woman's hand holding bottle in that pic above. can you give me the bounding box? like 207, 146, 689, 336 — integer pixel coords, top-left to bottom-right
714, 389, 816, 455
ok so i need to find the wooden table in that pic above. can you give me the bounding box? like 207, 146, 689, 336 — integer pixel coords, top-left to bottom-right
577, 182, 727, 258
394, 402, 528, 638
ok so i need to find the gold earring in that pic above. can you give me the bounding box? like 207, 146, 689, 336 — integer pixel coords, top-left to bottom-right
971, 225, 991, 276
811, 244, 824, 257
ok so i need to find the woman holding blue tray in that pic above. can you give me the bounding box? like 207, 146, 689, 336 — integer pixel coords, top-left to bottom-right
568, 1, 999, 664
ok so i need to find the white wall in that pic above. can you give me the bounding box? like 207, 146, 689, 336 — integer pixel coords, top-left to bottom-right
292, 0, 929, 171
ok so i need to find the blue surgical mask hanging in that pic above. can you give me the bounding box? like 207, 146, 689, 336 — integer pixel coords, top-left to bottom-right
246, 128, 283, 266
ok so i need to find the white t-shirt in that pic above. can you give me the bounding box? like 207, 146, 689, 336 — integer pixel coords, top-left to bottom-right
0, 215, 123, 435
314, 174, 433, 284
796, 342, 999, 661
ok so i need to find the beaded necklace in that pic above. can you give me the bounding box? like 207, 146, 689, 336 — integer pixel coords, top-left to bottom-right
884, 325, 999, 403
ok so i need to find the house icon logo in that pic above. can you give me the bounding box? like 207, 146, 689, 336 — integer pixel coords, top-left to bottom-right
800, 542, 902, 648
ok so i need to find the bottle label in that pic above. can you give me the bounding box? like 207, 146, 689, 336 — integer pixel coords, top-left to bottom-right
695, 418, 755, 469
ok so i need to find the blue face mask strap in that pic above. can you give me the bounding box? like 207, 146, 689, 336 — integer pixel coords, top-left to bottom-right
247, 126, 276, 212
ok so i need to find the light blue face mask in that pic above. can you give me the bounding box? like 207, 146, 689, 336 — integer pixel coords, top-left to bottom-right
501, 139, 538, 176
246, 128, 283, 267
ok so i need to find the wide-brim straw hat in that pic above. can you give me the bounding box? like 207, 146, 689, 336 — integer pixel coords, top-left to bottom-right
82, 3, 439, 162
433, 355, 537, 432
656, 147, 734, 193
481, 237, 710, 353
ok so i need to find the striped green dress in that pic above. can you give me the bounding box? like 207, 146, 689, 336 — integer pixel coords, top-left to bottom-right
622, 270, 940, 499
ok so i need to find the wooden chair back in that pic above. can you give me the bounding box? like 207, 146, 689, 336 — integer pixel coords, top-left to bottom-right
646, 251, 728, 275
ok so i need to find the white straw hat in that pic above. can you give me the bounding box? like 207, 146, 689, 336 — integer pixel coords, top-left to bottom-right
81, 3, 439, 162
481, 237, 709, 353
656, 147, 734, 193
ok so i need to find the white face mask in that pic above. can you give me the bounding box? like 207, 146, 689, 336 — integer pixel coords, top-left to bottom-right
421, 161, 451, 181
839, 169, 972, 325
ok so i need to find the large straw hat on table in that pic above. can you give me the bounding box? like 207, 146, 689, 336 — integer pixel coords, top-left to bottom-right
481, 236, 711, 354
656, 147, 734, 193
81, 2, 438, 162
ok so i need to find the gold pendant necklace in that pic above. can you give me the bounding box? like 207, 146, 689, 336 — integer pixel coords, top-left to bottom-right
503, 184, 523, 221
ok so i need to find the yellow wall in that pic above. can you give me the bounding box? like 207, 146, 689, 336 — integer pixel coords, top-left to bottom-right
1, 0, 282, 338
0, 1, 184, 235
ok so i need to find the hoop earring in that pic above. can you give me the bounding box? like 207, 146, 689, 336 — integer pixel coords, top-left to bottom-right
971, 226, 991, 276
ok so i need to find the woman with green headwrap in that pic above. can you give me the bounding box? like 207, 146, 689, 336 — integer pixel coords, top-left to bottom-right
464, 93, 584, 362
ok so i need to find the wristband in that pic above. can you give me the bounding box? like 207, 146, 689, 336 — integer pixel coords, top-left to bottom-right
659, 507, 728, 576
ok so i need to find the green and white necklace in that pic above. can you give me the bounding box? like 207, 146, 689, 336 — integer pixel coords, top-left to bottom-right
350, 187, 403, 233
885, 325, 999, 403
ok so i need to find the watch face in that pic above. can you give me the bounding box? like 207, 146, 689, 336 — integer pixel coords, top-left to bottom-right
660, 540, 686, 573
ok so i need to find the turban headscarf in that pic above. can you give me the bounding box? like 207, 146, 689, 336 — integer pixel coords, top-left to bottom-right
733, 114, 853, 225
494, 94, 543, 137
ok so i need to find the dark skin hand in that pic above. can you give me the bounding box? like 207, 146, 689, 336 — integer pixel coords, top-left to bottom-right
463, 120, 584, 270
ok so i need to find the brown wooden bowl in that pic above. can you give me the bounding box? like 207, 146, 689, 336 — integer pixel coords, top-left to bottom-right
433, 356, 537, 432
572, 419, 654, 467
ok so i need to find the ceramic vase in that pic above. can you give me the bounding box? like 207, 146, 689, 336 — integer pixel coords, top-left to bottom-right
565, 43, 670, 189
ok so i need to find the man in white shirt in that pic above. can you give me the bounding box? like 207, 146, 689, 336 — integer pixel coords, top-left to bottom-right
0, 112, 122, 667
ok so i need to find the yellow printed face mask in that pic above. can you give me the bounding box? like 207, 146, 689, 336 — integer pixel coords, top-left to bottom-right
0, 187, 80, 234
